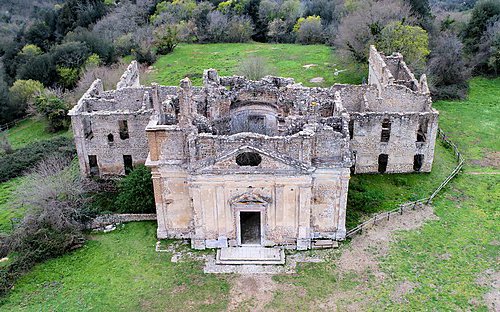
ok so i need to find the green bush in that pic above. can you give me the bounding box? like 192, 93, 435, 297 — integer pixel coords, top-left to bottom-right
33, 93, 71, 132
0, 136, 75, 183
115, 165, 155, 213
346, 179, 385, 229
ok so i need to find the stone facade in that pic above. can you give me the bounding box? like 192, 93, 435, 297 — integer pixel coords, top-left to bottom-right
69, 46, 438, 250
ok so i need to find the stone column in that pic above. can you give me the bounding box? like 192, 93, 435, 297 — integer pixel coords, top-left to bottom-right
151, 171, 167, 239
297, 186, 312, 250
190, 185, 206, 249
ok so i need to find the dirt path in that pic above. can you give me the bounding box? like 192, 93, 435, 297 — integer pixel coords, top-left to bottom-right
227, 205, 438, 311
227, 274, 278, 311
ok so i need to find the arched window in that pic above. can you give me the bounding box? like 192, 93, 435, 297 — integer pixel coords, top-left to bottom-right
236, 152, 262, 167
107, 133, 114, 142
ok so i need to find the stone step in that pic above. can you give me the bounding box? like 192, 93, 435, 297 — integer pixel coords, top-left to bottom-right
216, 247, 285, 265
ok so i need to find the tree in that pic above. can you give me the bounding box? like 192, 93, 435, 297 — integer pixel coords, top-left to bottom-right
24, 22, 54, 52
65, 28, 116, 65
16, 54, 56, 87
294, 15, 324, 44
33, 92, 70, 132
9, 80, 44, 115
427, 32, 470, 99
154, 25, 179, 55
267, 18, 293, 43
51, 42, 91, 69
56, 0, 108, 36
0, 62, 12, 123
473, 17, 500, 75
335, 0, 414, 62
463, 0, 500, 54
403, 0, 432, 29
377, 21, 430, 72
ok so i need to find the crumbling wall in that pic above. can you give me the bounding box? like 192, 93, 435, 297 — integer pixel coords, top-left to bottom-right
350, 111, 438, 173
116, 60, 140, 89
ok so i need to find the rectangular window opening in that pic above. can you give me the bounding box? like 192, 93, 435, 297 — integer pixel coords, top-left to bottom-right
416, 119, 428, 143
119, 120, 129, 140
123, 155, 133, 175
381, 119, 391, 142
348, 120, 354, 140
413, 154, 424, 172
378, 154, 388, 173
88, 155, 99, 176
83, 118, 93, 139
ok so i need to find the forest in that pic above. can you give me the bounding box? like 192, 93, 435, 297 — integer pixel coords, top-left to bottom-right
0, 0, 498, 128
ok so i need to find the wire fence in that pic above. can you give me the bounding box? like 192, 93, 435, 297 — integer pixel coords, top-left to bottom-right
0, 115, 32, 133
346, 128, 464, 238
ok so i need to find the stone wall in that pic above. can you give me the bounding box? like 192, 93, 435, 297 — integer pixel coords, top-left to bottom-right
90, 213, 157, 229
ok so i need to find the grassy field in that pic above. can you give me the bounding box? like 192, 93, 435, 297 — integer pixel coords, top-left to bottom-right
4, 117, 70, 150
0, 177, 25, 234
147, 43, 366, 87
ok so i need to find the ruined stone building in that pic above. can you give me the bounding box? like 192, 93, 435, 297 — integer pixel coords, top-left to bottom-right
69, 46, 438, 251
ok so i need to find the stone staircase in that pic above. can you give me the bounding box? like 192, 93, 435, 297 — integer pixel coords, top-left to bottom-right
216, 247, 285, 265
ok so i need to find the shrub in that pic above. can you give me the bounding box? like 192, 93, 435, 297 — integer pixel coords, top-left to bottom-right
34, 92, 71, 132
0, 136, 75, 182
154, 25, 179, 55
0, 155, 96, 296
236, 55, 275, 80
346, 179, 385, 228
294, 15, 324, 44
115, 165, 155, 213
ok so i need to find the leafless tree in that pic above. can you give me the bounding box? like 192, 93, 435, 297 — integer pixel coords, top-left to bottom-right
473, 17, 500, 76
427, 31, 470, 99
335, 0, 414, 62
5, 155, 97, 266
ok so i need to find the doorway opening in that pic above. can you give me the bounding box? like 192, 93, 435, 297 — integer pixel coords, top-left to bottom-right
240, 211, 261, 245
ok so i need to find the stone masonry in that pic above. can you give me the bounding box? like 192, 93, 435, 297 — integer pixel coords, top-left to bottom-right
69, 46, 438, 250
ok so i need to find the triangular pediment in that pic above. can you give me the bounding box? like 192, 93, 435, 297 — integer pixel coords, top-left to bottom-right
192, 145, 311, 173
230, 192, 270, 205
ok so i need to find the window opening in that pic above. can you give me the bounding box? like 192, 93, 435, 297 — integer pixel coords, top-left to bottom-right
413, 154, 424, 172
88, 155, 99, 176
123, 155, 133, 175
378, 154, 388, 173
236, 152, 262, 166
381, 118, 391, 142
119, 120, 129, 140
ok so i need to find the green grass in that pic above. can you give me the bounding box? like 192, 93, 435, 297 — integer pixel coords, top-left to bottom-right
0, 222, 229, 311
346, 140, 458, 228
148, 43, 366, 87
0, 177, 25, 234
4, 117, 70, 150
434, 77, 500, 172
